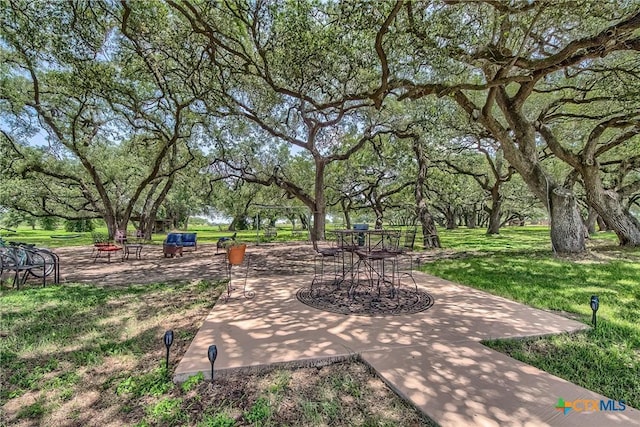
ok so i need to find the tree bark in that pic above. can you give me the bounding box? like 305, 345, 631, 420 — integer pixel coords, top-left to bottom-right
309, 159, 327, 250
585, 208, 597, 236
374, 214, 384, 229
138, 181, 161, 239
299, 214, 309, 230
590, 189, 640, 245
444, 206, 457, 230
467, 209, 477, 229
479, 212, 488, 228
338, 198, 353, 229
581, 165, 640, 246
412, 136, 441, 248
549, 187, 586, 254
487, 200, 502, 235
104, 211, 117, 240
597, 215, 609, 232
311, 205, 326, 246
486, 186, 502, 234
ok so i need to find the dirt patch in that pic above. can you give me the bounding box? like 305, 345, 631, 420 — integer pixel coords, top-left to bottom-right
172, 361, 436, 426
36, 240, 632, 289
50, 242, 318, 287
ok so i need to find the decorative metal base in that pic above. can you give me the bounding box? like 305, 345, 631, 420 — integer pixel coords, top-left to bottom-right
223, 256, 255, 302
296, 281, 434, 316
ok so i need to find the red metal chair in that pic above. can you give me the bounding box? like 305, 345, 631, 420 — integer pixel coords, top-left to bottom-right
92, 232, 122, 263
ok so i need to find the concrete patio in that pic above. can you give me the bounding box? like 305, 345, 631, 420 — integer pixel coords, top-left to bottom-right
175, 264, 639, 427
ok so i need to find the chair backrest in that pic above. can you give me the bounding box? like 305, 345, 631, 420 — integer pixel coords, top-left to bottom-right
216, 232, 236, 249
382, 231, 401, 252
353, 224, 369, 246
403, 229, 417, 250
182, 233, 197, 243
165, 233, 182, 245
115, 230, 127, 243
335, 232, 355, 249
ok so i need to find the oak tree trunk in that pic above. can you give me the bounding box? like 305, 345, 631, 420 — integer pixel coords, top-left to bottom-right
486, 189, 502, 235
340, 200, 352, 230
582, 166, 640, 246
597, 215, 609, 232
470, 87, 587, 253
310, 205, 326, 250
549, 187, 586, 254
104, 211, 117, 240
467, 211, 477, 229
299, 214, 309, 230
585, 208, 597, 236
412, 136, 441, 248
309, 159, 327, 251
444, 207, 456, 230
592, 191, 640, 245
487, 207, 502, 235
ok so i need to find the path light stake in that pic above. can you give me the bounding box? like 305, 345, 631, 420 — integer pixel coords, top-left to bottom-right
590, 295, 599, 328
208, 344, 218, 381
163, 330, 174, 370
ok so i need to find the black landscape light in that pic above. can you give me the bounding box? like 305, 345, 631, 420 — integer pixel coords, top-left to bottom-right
590, 295, 599, 328
208, 344, 218, 381
163, 330, 174, 370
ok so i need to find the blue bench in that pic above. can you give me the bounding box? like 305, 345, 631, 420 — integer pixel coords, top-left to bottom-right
181, 233, 197, 251
163, 233, 198, 257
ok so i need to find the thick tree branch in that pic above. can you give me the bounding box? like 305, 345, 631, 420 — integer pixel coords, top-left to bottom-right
538, 125, 581, 168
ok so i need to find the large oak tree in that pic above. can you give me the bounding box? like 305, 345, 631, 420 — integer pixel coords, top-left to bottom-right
0, 1, 206, 238
390, 0, 640, 252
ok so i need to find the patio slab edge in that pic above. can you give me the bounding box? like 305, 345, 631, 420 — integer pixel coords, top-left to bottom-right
173, 353, 357, 383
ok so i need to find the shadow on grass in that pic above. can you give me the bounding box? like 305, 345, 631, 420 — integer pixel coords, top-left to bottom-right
0, 281, 221, 425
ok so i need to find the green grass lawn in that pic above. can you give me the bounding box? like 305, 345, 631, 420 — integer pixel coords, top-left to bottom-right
0, 225, 308, 248
421, 226, 640, 409
435, 224, 621, 251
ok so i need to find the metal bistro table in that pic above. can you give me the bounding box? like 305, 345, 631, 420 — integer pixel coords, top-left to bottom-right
299, 228, 431, 316
115, 233, 144, 260
334, 229, 402, 298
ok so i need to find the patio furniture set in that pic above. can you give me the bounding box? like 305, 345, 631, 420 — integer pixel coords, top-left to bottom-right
92, 231, 200, 262
298, 225, 430, 316
92, 231, 144, 263
314, 226, 417, 294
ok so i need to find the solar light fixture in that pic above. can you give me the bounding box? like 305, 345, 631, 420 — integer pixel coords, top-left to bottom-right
163, 330, 174, 370
208, 344, 218, 381
590, 295, 599, 328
